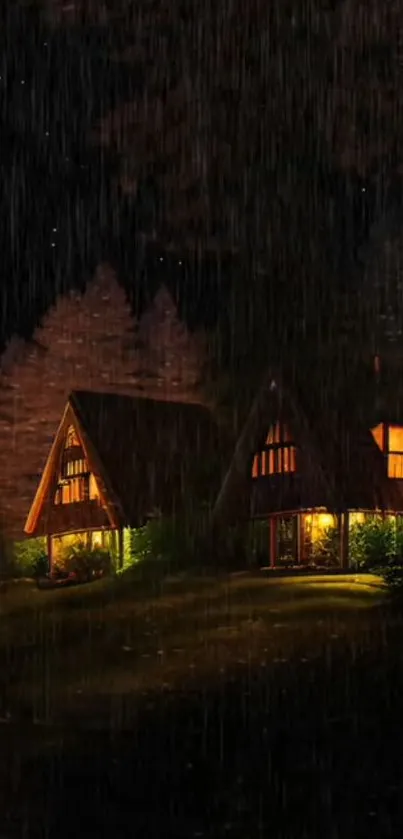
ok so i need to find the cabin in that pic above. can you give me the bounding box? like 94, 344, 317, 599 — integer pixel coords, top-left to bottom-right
24, 391, 226, 571
247, 380, 403, 569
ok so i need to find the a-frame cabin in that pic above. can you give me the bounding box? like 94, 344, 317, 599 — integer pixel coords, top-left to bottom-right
24, 391, 226, 571
243, 377, 403, 569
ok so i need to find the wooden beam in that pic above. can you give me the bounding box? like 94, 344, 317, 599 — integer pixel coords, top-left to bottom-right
269, 517, 277, 568
297, 513, 304, 565
47, 534, 53, 574
339, 512, 349, 569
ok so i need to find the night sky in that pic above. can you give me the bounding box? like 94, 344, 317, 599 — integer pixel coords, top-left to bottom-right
0, 3, 394, 352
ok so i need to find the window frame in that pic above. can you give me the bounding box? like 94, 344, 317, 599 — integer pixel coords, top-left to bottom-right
252, 421, 297, 478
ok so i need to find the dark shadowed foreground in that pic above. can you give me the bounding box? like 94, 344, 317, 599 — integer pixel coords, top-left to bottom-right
0, 572, 402, 837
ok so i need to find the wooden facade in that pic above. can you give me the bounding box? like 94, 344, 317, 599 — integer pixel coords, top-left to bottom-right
24, 390, 227, 572
246, 389, 403, 569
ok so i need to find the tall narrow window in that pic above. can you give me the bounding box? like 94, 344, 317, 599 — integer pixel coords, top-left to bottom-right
388, 425, 403, 478
251, 421, 297, 478
371, 422, 403, 478
66, 425, 80, 449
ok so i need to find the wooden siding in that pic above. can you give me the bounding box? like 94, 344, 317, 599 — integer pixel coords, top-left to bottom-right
250, 474, 328, 517
34, 500, 110, 536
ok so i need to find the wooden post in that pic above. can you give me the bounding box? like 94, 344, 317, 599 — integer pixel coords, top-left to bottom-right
269, 517, 277, 568
47, 534, 53, 574
297, 513, 304, 565
339, 512, 349, 569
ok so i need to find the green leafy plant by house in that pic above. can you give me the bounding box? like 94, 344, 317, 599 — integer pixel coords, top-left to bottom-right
311, 525, 340, 567
121, 513, 211, 573
13, 537, 48, 578
128, 517, 192, 567
349, 517, 396, 571
349, 516, 403, 595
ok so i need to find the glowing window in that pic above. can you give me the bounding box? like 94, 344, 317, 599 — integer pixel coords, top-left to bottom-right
388, 454, 403, 479
371, 423, 384, 452
89, 473, 100, 500
66, 425, 80, 449
266, 422, 290, 445
389, 426, 403, 453
252, 421, 297, 478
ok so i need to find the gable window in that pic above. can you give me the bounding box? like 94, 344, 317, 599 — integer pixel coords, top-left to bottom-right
66, 425, 80, 449
65, 458, 88, 477
54, 476, 89, 505
252, 421, 297, 478
388, 426, 403, 478
371, 422, 403, 479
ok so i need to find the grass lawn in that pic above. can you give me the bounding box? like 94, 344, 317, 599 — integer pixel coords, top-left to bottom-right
2, 569, 403, 838
0, 568, 390, 726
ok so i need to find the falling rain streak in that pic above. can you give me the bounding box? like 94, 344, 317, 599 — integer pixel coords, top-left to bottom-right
0, 2, 403, 838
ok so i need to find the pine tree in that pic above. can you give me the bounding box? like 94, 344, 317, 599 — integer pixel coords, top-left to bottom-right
134, 286, 205, 402
0, 265, 205, 539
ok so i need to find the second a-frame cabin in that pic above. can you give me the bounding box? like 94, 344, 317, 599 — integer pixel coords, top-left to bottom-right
24, 391, 226, 570
242, 376, 403, 569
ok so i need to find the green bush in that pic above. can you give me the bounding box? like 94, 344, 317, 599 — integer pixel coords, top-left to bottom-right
122, 514, 208, 572
311, 525, 340, 567
13, 537, 48, 578
349, 517, 396, 571
349, 516, 403, 596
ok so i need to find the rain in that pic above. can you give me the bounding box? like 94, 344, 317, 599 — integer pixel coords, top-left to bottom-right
1, 1, 403, 836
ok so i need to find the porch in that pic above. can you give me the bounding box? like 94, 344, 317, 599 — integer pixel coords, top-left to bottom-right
48, 527, 124, 572
249, 510, 387, 570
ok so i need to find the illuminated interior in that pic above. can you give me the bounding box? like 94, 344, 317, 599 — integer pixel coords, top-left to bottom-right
371, 422, 403, 478
51, 531, 85, 562
304, 512, 336, 542
54, 463, 101, 505
51, 529, 111, 562
349, 511, 365, 526
65, 458, 88, 476
66, 425, 80, 448
252, 421, 297, 478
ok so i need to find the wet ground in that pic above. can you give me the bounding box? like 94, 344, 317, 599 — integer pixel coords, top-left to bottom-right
2, 635, 403, 838
1, 574, 403, 837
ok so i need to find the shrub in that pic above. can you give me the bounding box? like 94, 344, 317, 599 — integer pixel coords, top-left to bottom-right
349, 517, 396, 571
13, 537, 48, 578
122, 514, 209, 572
349, 516, 403, 597
311, 525, 340, 567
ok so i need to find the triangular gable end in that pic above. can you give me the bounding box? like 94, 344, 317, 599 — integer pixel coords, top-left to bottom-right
24, 400, 120, 535
252, 420, 297, 478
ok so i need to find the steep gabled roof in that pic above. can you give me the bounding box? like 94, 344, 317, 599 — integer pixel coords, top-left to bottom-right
214, 369, 403, 525
25, 391, 228, 535
293, 390, 403, 512
24, 400, 119, 536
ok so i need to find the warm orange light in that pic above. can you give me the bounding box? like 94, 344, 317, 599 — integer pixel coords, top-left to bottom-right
371, 423, 384, 452
350, 512, 365, 526
89, 473, 101, 499
304, 512, 335, 542
266, 422, 292, 445
388, 454, 403, 479
389, 426, 403, 453
66, 425, 80, 449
